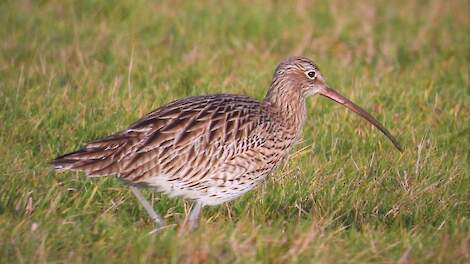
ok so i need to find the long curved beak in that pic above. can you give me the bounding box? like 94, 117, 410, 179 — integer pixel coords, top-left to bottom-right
318, 86, 403, 152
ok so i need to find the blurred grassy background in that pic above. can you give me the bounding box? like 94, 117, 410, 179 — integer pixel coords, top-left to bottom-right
0, 0, 469, 263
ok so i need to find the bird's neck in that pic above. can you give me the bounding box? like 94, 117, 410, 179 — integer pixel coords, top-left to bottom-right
264, 82, 307, 136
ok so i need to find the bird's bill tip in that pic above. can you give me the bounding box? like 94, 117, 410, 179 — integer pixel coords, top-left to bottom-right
318, 86, 403, 152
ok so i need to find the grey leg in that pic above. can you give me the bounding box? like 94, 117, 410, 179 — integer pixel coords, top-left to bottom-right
130, 186, 165, 228
187, 201, 204, 230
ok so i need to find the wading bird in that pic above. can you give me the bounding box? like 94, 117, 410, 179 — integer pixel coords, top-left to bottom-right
53, 57, 402, 231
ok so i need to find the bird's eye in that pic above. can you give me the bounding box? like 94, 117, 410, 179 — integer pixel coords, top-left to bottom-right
306, 71, 316, 79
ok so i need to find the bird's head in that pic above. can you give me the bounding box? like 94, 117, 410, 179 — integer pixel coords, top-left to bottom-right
272, 56, 327, 97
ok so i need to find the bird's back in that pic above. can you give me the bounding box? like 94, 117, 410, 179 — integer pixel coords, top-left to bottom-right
53, 94, 297, 205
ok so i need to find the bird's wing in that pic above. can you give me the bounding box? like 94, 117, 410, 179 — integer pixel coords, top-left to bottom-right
53, 94, 270, 183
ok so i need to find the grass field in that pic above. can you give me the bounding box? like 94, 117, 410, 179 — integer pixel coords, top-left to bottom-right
1, 0, 469, 263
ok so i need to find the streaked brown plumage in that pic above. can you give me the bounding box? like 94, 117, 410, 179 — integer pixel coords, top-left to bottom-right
53, 57, 402, 230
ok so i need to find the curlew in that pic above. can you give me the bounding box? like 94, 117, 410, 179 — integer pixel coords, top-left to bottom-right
53, 57, 402, 231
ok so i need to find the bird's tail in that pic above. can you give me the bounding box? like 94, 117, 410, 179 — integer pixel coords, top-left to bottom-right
52, 134, 134, 177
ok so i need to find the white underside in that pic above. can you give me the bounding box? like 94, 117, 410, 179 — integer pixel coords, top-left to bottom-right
142, 175, 262, 206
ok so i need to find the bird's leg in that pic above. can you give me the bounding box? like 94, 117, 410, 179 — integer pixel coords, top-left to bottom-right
187, 201, 204, 230
129, 186, 165, 229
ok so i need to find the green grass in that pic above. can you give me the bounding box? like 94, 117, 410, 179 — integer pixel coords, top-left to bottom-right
1, 0, 469, 263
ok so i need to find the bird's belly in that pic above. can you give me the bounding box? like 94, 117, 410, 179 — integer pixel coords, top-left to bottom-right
142, 175, 207, 201
141, 170, 270, 206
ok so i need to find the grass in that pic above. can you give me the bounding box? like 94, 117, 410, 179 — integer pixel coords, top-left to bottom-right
0, 0, 469, 263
